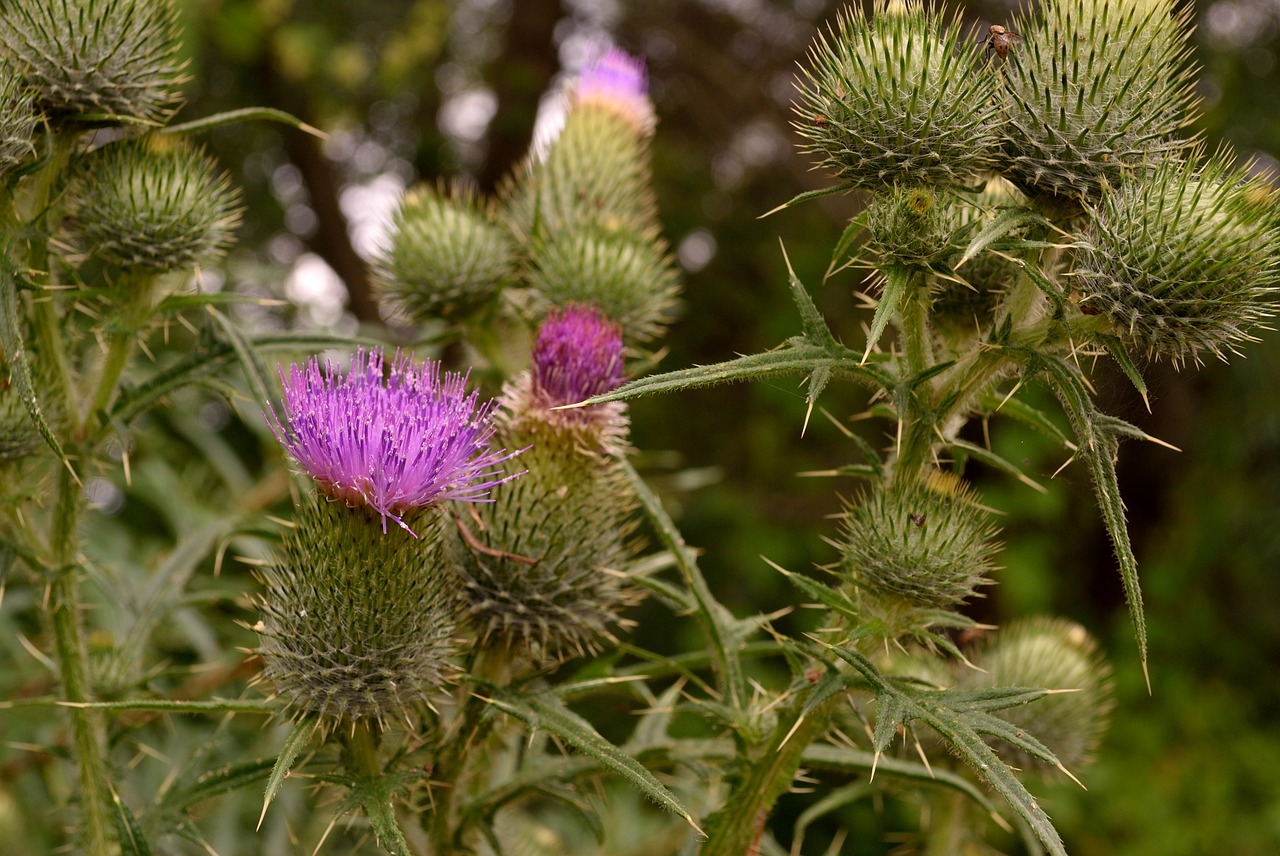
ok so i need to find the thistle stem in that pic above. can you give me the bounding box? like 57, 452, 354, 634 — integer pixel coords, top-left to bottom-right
47, 465, 113, 856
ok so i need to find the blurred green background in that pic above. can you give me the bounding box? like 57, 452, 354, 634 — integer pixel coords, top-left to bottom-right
7, 0, 1279, 852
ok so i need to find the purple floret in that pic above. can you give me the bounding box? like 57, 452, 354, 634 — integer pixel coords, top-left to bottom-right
576, 47, 654, 134
265, 348, 522, 536
532, 305, 626, 406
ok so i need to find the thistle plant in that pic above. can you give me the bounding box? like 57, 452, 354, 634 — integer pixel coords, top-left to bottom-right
1, 1, 1276, 855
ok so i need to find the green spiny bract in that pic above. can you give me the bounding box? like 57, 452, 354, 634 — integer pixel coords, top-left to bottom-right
66, 136, 242, 271
865, 185, 961, 268
502, 97, 659, 242
930, 178, 1027, 350
450, 425, 640, 665
526, 227, 679, 344
1074, 153, 1280, 366
961, 618, 1113, 774
997, 0, 1197, 201
375, 182, 517, 324
0, 63, 37, 176
0, 369, 42, 461
256, 498, 459, 725
2, 0, 186, 125
840, 474, 998, 611
794, 0, 1001, 191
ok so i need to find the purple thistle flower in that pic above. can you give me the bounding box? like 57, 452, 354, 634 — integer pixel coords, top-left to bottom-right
576, 47, 655, 135
533, 305, 626, 407
265, 348, 522, 537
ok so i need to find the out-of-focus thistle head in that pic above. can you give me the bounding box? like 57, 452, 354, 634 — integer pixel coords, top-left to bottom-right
264, 348, 523, 537
452, 307, 639, 665
375, 182, 518, 324
840, 472, 998, 611
255, 497, 461, 726
66, 136, 242, 272
502, 304, 630, 451
1074, 153, 1280, 366
997, 0, 1197, 200
503, 47, 659, 241
2, 0, 186, 125
794, 0, 1001, 190
527, 228, 679, 344
962, 618, 1114, 775
0, 63, 37, 176
574, 46, 655, 138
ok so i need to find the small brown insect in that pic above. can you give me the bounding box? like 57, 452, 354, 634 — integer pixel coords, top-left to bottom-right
909, 512, 926, 527
986, 24, 1021, 60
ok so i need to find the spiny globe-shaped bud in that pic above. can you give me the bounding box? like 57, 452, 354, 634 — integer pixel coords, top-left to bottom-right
840, 473, 998, 610
66, 136, 241, 271
501, 304, 630, 452
449, 441, 640, 665
1073, 154, 1280, 365
502, 48, 658, 240
997, 0, 1197, 200
2, 0, 186, 124
0, 64, 37, 176
527, 227, 678, 343
375, 182, 518, 324
962, 618, 1113, 774
255, 496, 459, 725
865, 185, 961, 268
264, 348, 524, 537
794, 1, 1001, 190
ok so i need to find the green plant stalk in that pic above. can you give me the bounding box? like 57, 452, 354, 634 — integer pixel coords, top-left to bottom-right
343, 720, 413, 856
898, 282, 933, 383
700, 690, 840, 856
86, 329, 136, 428
425, 644, 512, 854
46, 465, 114, 856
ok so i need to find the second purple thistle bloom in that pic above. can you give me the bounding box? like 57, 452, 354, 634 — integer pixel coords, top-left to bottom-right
265, 348, 523, 536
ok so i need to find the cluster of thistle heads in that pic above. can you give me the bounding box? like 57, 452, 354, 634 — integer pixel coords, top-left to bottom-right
258, 49, 669, 724
798, 0, 1280, 368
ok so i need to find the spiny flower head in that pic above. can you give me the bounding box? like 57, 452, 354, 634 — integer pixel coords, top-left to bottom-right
265, 348, 522, 536
1074, 153, 1280, 366
794, 0, 1001, 190
574, 47, 655, 137
3, 0, 186, 125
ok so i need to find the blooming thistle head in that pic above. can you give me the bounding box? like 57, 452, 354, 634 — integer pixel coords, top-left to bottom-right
502, 304, 630, 452
264, 348, 523, 536
574, 47, 655, 138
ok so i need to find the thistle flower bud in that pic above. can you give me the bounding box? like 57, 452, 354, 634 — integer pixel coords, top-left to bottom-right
452, 308, 639, 664
66, 137, 241, 272
865, 185, 960, 268
574, 47, 655, 138
375, 182, 518, 324
503, 48, 658, 240
962, 618, 1113, 774
840, 474, 998, 610
527, 227, 679, 343
795, 1, 1001, 190
256, 496, 460, 724
2, 0, 186, 124
0, 65, 37, 176
502, 304, 630, 451
264, 348, 523, 537
997, 0, 1197, 199
1074, 154, 1280, 365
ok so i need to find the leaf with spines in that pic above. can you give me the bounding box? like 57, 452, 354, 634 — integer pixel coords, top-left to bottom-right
829, 644, 1070, 856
